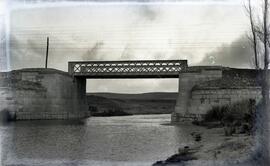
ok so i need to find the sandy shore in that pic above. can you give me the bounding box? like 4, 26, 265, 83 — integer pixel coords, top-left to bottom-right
180, 123, 253, 160
155, 122, 256, 166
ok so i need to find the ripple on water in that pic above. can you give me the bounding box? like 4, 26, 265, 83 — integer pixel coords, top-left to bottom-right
0, 114, 188, 165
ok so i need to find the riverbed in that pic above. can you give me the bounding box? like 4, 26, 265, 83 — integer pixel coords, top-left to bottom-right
0, 114, 193, 166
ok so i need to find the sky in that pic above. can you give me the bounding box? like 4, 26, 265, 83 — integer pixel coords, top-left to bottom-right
1, 0, 254, 93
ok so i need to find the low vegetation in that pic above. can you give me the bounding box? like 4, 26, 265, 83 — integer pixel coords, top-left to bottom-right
193, 99, 257, 136
89, 106, 131, 116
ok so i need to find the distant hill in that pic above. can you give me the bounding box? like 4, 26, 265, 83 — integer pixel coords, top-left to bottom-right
87, 92, 178, 100
86, 92, 177, 116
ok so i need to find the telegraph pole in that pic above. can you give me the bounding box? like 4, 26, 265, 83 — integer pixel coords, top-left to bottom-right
45, 37, 49, 68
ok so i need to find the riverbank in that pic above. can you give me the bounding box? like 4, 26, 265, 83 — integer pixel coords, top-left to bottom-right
154, 122, 255, 165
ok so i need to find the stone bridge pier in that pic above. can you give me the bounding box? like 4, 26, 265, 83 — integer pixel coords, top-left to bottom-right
172, 66, 223, 122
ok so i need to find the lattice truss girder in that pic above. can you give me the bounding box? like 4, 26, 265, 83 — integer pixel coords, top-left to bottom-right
69, 61, 187, 75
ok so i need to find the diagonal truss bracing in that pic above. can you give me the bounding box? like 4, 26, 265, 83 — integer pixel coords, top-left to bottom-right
68, 60, 187, 78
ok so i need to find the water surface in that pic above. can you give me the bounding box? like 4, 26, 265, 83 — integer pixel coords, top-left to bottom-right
0, 114, 192, 166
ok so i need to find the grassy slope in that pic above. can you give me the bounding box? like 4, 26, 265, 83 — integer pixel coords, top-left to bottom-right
90, 92, 178, 100
87, 92, 177, 115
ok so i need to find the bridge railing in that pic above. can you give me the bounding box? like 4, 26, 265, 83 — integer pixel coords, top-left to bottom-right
68, 60, 187, 78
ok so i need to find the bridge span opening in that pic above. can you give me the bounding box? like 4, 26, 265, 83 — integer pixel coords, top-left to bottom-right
85, 78, 179, 116
68, 60, 188, 116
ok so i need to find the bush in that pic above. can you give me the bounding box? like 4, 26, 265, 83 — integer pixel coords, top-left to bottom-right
201, 99, 256, 135
203, 105, 229, 122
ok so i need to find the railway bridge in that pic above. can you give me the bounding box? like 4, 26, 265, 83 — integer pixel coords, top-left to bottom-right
0, 59, 225, 121
68, 60, 223, 122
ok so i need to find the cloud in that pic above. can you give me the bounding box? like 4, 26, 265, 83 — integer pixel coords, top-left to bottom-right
26, 38, 46, 56
82, 41, 104, 61
86, 79, 178, 93
120, 45, 135, 60
9, 35, 45, 69
138, 5, 158, 21
8, 3, 249, 92
199, 35, 254, 68
9, 35, 73, 70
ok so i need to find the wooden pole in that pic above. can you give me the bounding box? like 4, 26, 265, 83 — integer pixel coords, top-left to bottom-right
45, 37, 49, 68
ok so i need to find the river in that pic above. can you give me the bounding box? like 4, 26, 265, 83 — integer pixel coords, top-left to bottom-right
0, 114, 192, 166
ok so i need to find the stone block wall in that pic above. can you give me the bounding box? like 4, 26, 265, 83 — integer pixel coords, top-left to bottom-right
188, 88, 261, 119
172, 67, 263, 122
172, 67, 223, 122
0, 69, 89, 120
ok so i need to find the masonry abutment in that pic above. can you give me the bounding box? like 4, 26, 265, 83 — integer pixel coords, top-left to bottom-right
172, 68, 223, 122
0, 69, 89, 120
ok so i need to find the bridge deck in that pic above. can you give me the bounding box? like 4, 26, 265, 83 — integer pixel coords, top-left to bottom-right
68, 60, 187, 78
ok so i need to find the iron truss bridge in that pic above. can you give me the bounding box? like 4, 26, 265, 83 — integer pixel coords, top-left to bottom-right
68, 60, 188, 78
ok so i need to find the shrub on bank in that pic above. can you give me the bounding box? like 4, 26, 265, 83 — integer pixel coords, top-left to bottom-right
195, 99, 256, 135
203, 105, 229, 122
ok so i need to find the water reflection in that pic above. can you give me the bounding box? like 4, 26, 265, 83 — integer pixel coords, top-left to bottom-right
0, 114, 186, 165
